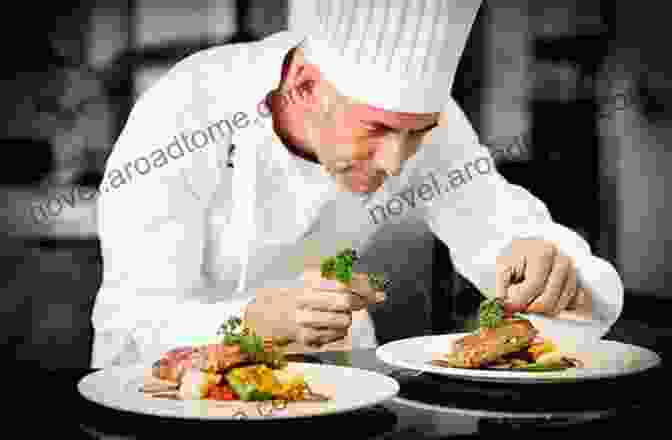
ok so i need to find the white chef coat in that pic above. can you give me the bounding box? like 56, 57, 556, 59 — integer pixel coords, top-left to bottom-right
90, 30, 624, 369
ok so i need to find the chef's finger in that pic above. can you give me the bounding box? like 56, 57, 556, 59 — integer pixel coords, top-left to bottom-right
506, 247, 555, 309
348, 272, 387, 305
296, 308, 352, 330
567, 287, 594, 315
556, 289, 595, 321
527, 254, 571, 315
551, 263, 578, 316
296, 289, 365, 312
296, 327, 348, 347
303, 268, 386, 306
495, 257, 515, 301
302, 267, 351, 291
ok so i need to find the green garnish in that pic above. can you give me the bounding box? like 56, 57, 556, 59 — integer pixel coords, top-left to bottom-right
513, 363, 569, 372
478, 297, 506, 328
321, 248, 390, 290
216, 316, 264, 355
367, 272, 390, 290
321, 248, 358, 284
320, 256, 337, 279
225, 370, 274, 401
477, 297, 529, 329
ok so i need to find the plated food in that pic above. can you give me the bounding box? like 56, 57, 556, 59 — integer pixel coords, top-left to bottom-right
376, 296, 661, 383
141, 248, 389, 411
142, 317, 330, 412
431, 298, 584, 372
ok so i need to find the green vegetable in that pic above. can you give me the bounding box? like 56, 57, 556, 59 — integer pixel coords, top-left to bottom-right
321, 248, 390, 290
321, 248, 358, 283
513, 362, 569, 372
321, 256, 337, 279
216, 316, 265, 355
216, 317, 288, 368
478, 297, 506, 328
226, 372, 273, 401
367, 272, 390, 290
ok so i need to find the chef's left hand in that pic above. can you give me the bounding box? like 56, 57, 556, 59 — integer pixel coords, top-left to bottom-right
495, 238, 593, 318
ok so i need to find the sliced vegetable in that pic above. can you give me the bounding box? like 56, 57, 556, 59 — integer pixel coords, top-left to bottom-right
226, 366, 274, 401
272, 369, 307, 401
513, 362, 569, 372
224, 365, 307, 402
229, 381, 273, 401
527, 339, 557, 361
207, 384, 237, 401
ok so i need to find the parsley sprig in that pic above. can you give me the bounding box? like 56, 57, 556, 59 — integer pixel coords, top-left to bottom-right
479, 297, 505, 328
321, 248, 358, 283
320, 248, 390, 290
216, 316, 264, 354
367, 272, 391, 290
478, 297, 527, 328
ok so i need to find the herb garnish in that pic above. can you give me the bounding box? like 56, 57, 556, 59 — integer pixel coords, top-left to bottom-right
321, 248, 390, 290
367, 272, 391, 290
321, 248, 358, 283
479, 297, 505, 328
478, 297, 527, 328
216, 316, 264, 355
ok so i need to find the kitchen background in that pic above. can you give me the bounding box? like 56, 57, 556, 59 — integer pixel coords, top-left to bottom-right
1, 0, 670, 370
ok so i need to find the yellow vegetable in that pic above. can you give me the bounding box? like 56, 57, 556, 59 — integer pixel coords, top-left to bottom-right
272, 369, 307, 401
527, 339, 556, 361
227, 365, 306, 401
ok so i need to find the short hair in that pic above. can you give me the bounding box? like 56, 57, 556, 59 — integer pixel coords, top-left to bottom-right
280, 39, 307, 84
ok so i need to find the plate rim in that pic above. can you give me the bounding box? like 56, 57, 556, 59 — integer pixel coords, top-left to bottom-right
389, 395, 617, 420
375, 334, 662, 384
77, 361, 400, 421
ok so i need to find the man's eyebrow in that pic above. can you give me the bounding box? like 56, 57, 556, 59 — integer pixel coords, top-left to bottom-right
369, 120, 438, 132
418, 121, 439, 131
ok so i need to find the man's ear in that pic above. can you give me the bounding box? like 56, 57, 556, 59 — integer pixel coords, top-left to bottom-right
292, 68, 325, 113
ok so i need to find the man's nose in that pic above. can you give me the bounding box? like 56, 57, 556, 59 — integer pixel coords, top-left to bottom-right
374, 134, 408, 177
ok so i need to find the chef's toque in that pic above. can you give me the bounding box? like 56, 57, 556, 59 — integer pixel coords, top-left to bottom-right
301, 0, 483, 114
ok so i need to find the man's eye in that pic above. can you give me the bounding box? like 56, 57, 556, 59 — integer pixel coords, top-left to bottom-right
365, 124, 392, 133
331, 161, 352, 173
412, 123, 438, 135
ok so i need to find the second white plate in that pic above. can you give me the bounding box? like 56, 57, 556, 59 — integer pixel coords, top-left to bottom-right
376, 334, 662, 384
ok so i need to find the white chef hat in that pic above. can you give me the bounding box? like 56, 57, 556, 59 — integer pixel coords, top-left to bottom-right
300, 0, 483, 114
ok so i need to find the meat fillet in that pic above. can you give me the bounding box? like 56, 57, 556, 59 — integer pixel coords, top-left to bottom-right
435, 319, 538, 368
152, 344, 251, 382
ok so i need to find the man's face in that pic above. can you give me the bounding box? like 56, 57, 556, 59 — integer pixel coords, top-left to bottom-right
305, 97, 439, 193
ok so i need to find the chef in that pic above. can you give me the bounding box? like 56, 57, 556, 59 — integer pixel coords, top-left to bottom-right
91, 0, 623, 368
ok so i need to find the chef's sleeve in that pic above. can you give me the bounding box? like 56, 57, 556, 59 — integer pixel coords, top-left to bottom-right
90, 74, 251, 369
422, 108, 623, 336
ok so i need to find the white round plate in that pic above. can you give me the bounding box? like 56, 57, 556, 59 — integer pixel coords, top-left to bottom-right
376, 334, 662, 384
78, 362, 399, 420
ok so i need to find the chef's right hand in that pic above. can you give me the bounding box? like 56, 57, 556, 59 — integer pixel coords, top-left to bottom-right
244, 267, 386, 347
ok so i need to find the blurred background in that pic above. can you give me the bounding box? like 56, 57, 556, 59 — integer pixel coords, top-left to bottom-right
1, 0, 670, 370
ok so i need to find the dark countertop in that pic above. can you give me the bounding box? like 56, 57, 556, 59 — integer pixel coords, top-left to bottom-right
3, 231, 671, 438
8, 346, 666, 439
